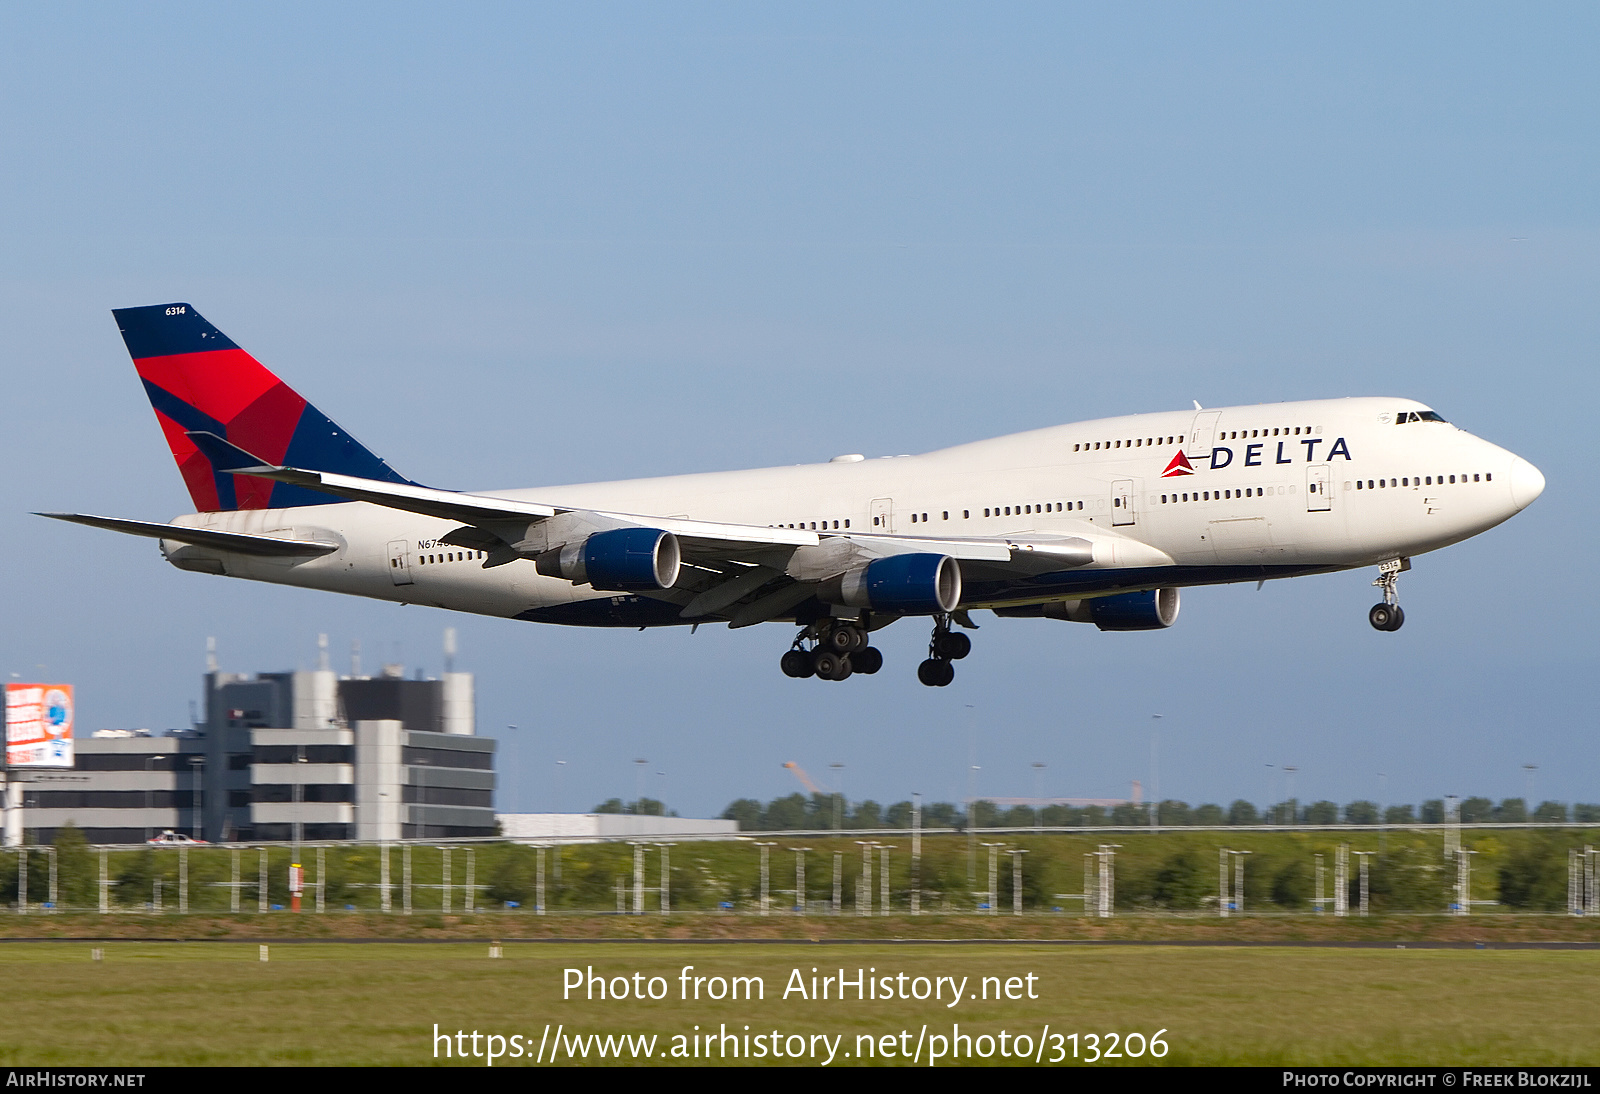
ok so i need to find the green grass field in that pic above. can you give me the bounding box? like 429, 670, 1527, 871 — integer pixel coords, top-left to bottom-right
4, 941, 1595, 1066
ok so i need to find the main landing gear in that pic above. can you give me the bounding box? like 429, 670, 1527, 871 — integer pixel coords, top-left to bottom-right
917, 616, 971, 688
780, 619, 883, 682
1368, 557, 1409, 632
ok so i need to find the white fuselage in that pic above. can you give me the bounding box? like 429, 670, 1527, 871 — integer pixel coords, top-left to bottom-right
161, 397, 1541, 626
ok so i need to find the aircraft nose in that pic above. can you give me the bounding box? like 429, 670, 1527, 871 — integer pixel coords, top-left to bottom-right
1509, 456, 1545, 511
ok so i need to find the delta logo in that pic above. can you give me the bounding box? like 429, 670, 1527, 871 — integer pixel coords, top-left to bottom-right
1161, 437, 1353, 476
1161, 451, 1194, 478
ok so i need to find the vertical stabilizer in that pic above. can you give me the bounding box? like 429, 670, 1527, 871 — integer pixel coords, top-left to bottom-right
112, 303, 410, 511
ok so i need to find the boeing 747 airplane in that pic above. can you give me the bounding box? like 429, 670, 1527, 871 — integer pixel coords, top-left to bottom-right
45, 303, 1545, 687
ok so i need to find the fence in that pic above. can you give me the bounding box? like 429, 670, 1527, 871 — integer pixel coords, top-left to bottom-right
7, 823, 1599, 916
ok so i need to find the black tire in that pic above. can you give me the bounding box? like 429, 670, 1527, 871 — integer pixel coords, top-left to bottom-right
827, 628, 855, 653
1387, 606, 1405, 632
935, 631, 972, 660
1369, 604, 1395, 631
849, 627, 869, 652
833, 655, 853, 681
781, 650, 814, 678
814, 650, 842, 680
917, 659, 944, 687
853, 646, 883, 674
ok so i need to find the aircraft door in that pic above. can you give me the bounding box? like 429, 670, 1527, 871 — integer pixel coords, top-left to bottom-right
869, 498, 894, 534
1306, 465, 1331, 512
1111, 479, 1136, 526
387, 539, 414, 585
1188, 411, 1222, 459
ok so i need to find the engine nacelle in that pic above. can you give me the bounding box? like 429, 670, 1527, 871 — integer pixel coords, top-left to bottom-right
820, 553, 962, 614
535, 527, 681, 591
995, 587, 1180, 631
1081, 587, 1179, 631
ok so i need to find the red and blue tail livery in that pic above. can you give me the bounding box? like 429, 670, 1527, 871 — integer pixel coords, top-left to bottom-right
112, 303, 410, 512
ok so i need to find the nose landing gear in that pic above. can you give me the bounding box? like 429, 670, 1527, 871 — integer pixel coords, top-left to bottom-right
1368, 557, 1409, 632
917, 615, 971, 687
780, 619, 882, 681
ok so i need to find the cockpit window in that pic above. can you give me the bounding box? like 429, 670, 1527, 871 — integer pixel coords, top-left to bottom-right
1396, 409, 1448, 424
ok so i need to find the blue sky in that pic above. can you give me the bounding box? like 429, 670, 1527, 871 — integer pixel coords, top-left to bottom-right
2, 4, 1595, 816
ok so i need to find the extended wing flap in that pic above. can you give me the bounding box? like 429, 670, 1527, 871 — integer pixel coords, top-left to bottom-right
38, 513, 340, 557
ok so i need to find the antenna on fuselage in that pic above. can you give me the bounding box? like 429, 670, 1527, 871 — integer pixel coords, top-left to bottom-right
1192, 400, 1204, 410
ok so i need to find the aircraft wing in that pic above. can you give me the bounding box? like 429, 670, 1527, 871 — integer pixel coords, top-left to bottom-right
182, 430, 1163, 624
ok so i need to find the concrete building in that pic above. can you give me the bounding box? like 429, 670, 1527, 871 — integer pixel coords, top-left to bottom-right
496, 813, 740, 841
23, 732, 205, 844
19, 659, 495, 844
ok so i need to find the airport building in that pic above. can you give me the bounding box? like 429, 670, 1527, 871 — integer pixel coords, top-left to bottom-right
20, 659, 496, 844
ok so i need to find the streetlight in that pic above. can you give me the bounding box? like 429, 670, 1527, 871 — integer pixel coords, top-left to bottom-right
1030, 762, 1046, 833
1523, 764, 1539, 809
1283, 766, 1299, 825
633, 758, 648, 814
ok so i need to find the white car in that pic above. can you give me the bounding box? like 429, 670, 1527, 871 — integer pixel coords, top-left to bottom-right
146, 831, 207, 846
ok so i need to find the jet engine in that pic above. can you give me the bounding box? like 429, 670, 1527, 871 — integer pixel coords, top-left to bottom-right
996, 587, 1179, 631
535, 527, 681, 591
819, 553, 962, 614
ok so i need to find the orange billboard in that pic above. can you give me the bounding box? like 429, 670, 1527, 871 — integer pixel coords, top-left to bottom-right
5, 683, 74, 768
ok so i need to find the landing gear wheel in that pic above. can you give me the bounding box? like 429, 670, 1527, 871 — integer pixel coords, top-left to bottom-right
853, 646, 883, 675
917, 658, 955, 687
933, 631, 971, 660
826, 627, 855, 653
781, 650, 815, 678
814, 650, 853, 680
1369, 558, 1408, 633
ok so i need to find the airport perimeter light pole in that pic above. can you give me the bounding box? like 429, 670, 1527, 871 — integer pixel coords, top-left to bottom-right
1524, 764, 1539, 807
1283, 766, 1298, 825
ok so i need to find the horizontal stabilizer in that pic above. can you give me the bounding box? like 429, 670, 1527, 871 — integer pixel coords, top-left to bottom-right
37, 513, 340, 557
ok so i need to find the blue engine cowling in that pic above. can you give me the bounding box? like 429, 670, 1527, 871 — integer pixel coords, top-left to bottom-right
824, 553, 962, 614
1086, 587, 1180, 631
536, 527, 681, 591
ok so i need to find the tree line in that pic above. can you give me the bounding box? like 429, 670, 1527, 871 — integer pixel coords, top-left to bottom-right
716, 793, 1600, 831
